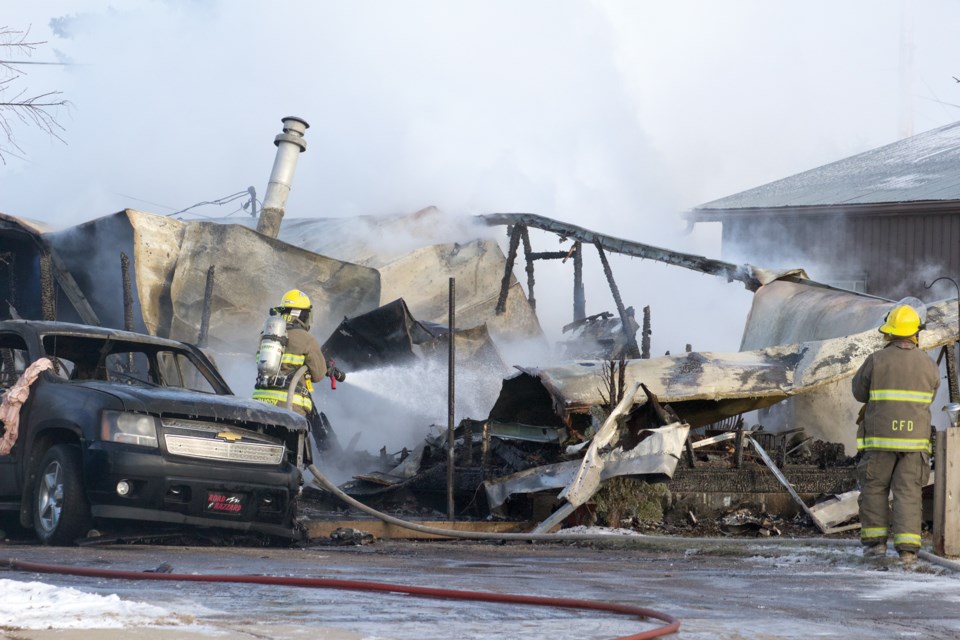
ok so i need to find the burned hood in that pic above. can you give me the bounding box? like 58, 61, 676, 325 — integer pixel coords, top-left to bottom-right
69, 380, 308, 432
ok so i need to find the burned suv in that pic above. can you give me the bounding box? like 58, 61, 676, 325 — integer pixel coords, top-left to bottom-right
0, 321, 309, 545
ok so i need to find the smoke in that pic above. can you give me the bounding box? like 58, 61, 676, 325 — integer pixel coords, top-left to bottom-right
2, 1, 960, 451
1, 2, 958, 353
277, 207, 500, 268
314, 357, 508, 454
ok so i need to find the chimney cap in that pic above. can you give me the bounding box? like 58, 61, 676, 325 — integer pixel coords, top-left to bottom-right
274, 116, 309, 151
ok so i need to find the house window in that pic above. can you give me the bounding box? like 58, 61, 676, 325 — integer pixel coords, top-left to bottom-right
822, 273, 868, 294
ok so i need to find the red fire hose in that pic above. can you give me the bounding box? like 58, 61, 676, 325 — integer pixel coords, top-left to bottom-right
2, 558, 679, 640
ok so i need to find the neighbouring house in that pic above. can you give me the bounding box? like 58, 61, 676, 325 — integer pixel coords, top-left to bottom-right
685, 120, 960, 301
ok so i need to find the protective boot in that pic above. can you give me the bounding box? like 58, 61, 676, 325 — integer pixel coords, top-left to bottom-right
898, 550, 917, 566
863, 542, 887, 558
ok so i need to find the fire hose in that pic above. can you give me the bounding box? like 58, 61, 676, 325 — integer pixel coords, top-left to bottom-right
279, 367, 680, 636
0, 557, 678, 640
285, 367, 855, 546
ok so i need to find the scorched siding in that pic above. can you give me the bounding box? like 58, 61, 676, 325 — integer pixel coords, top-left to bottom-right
720, 210, 960, 300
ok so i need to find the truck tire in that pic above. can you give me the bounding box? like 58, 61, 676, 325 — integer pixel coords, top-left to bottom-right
33, 444, 91, 545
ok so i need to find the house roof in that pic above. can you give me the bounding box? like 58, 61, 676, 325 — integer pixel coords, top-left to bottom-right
690, 120, 960, 219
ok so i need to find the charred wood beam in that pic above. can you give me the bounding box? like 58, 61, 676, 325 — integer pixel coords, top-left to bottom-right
495, 225, 523, 315
573, 241, 585, 322
121, 252, 134, 332
479, 212, 763, 290
481, 421, 490, 478
947, 344, 960, 402
641, 305, 651, 359
0, 251, 18, 318
0, 252, 15, 318
594, 241, 640, 359
684, 437, 696, 468
527, 251, 570, 260
39, 253, 55, 321
520, 225, 536, 312
462, 421, 473, 465
734, 417, 745, 469
447, 276, 456, 520
0, 348, 14, 386
42, 242, 100, 326
197, 265, 216, 347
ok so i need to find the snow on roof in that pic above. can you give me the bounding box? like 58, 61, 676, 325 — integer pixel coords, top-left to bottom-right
692, 120, 960, 215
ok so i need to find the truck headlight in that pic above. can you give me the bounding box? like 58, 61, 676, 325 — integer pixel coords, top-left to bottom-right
101, 411, 160, 448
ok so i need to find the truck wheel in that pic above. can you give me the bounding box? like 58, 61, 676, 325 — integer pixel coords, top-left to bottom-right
33, 444, 90, 545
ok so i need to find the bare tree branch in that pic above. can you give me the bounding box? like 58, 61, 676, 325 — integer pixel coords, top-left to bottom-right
0, 26, 69, 163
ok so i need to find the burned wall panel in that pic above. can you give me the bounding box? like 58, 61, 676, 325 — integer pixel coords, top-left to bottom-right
376, 239, 544, 345
45, 211, 143, 331
740, 278, 921, 452
128, 210, 186, 337
0, 228, 43, 321
166, 221, 382, 352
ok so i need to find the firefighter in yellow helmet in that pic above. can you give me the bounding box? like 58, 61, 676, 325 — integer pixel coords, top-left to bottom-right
253, 290, 336, 445
852, 303, 939, 565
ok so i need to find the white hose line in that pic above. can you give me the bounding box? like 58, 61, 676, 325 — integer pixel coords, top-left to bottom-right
307, 463, 863, 548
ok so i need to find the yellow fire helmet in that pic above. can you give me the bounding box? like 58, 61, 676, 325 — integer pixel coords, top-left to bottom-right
280, 289, 312, 310
879, 304, 921, 337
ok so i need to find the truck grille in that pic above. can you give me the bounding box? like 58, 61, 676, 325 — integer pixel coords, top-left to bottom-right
161, 418, 285, 465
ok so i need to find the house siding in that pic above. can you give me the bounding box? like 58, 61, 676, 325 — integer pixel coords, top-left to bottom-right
720, 210, 960, 300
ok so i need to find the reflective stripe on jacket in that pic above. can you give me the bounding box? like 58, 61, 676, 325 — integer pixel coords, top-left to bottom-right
252, 387, 312, 411
852, 340, 939, 452
868, 389, 934, 403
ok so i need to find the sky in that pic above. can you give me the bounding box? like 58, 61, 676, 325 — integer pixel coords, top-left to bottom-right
2, 0, 959, 355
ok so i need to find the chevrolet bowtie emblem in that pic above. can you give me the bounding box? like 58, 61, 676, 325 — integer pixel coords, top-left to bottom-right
216, 431, 242, 442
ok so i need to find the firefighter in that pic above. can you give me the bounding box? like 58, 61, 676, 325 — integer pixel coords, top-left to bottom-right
852, 303, 939, 565
253, 289, 344, 450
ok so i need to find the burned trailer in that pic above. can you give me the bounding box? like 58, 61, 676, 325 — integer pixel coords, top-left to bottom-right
483, 382, 691, 521
473, 292, 959, 521
40, 209, 381, 354
491, 293, 958, 432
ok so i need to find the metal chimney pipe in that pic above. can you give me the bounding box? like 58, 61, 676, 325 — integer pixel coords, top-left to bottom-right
256, 116, 309, 238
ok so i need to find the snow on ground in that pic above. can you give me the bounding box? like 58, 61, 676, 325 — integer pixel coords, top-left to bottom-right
558, 525, 642, 536
0, 578, 197, 630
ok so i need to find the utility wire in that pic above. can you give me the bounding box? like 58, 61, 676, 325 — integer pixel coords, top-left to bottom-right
0, 59, 75, 65
165, 190, 249, 217
113, 192, 178, 212
919, 95, 960, 110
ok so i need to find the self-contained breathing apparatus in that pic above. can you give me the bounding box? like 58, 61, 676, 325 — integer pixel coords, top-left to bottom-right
255, 310, 315, 400
256, 311, 346, 392
256, 314, 288, 384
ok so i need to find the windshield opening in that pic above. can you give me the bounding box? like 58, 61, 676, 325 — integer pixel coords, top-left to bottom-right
41, 334, 222, 394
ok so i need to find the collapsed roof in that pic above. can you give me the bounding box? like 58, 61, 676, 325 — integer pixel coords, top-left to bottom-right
0, 204, 954, 458
0, 208, 542, 362
492, 284, 956, 430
